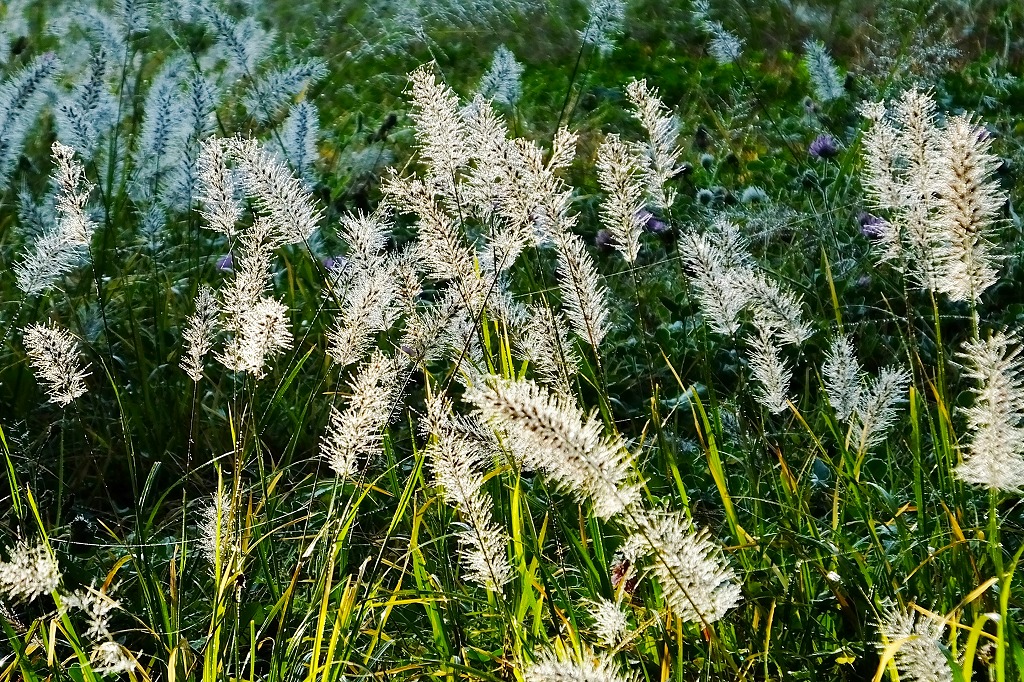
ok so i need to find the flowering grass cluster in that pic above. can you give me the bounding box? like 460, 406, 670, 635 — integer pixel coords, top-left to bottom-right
1, 1, 1024, 682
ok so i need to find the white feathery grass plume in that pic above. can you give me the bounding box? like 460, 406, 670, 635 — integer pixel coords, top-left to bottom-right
680, 230, 751, 337
242, 58, 327, 123
162, 72, 220, 212
0, 52, 60, 188
625, 508, 741, 624
62, 584, 120, 639
933, 116, 1006, 302
477, 45, 523, 107
55, 49, 115, 162
197, 137, 242, 238
23, 322, 90, 406
385, 174, 479, 284
89, 641, 138, 676
524, 648, 634, 682
180, 285, 219, 382
746, 323, 791, 414
133, 56, 186, 200
16, 142, 97, 296
692, 1, 742, 64
224, 136, 323, 246
597, 133, 647, 264
407, 64, 471, 198
586, 597, 630, 647
460, 97, 539, 273
955, 331, 1024, 491
823, 334, 864, 423
803, 40, 844, 102
580, 0, 626, 56
200, 7, 274, 79
327, 209, 408, 367
0, 541, 61, 602
742, 271, 813, 347
199, 490, 240, 568
625, 79, 682, 211
465, 375, 639, 519
851, 366, 911, 453
321, 351, 402, 479
518, 304, 580, 397
877, 605, 953, 682
552, 230, 611, 349
215, 218, 293, 377
277, 100, 320, 183
425, 396, 513, 591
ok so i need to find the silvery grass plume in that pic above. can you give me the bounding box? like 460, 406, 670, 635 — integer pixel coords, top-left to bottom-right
88, 641, 138, 675
747, 323, 792, 414
580, 0, 626, 56
955, 331, 1024, 491
197, 137, 242, 239
681, 218, 811, 346
822, 334, 864, 423
276, 100, 320, 183
553, 230, 612, 349
132, 56, 187, 202
222, 135, 323, 246
597, 133, 647, 263
803, 40, 844, 102
162, 72, 220, 213
623, 508, 741, 624
16, 142, 97, 296
23, 322, 91, 406
524, 648, 634, 682
424, 396, 513, 591
465, 375, 640, 519
406, 65, 471, 199
327, 208, 410, 367
215, 218, 293, 377
321, 351, 404, 479
241, 58, 327, 123
62, 584, 120, 639
0, 541, 60, 602
742, 270, 813, 346
680, 229, 751, 337
180, 285, 219, 382
199, 6, 275, 81
692, 0, 743, 64
0, 52, 60, 189
860, 89, 1006, 300
517, 303, 581, 397
585, 597, 630, 647
199, 490, 241, 568
877, 604, 953, 682
933, 114, 1005, 301
476, 45, 523, 107
54, 49, 116, 162
824, 335, 911, 452
625, 79, 682, 211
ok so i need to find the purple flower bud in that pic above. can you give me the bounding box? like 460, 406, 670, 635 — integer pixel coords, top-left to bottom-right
322, 255, 348, 273
216, 253, 234, 272
808, 133, 839, 160
595, 228, 615, 251
641, 209, 671, 235
857, 211, 889, 239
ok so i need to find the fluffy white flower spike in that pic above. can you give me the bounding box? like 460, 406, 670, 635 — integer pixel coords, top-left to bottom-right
23, 322, 90, 406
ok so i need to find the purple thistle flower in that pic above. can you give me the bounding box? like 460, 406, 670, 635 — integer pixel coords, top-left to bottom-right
640, 209, 671, 235
857, 211, 889, 239
808, 133, 839, 160
322, 255, 348, 273
216, 252, 234, 272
